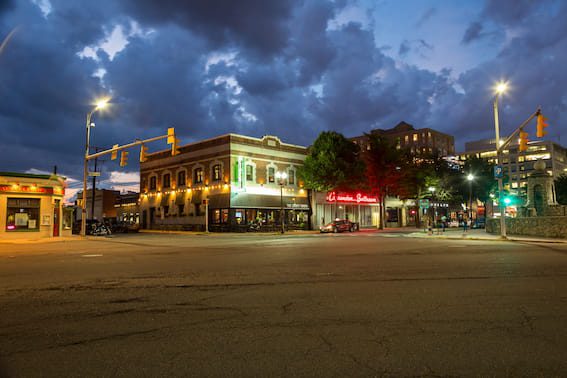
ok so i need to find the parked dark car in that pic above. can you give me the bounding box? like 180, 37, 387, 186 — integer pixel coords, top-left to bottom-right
472, 218, 486, 229
320, 219, 359, 233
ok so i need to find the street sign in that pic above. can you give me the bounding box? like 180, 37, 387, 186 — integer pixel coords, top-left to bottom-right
418, 199, 430, 209
494, 165, 503, 179
88, 171, 101, 177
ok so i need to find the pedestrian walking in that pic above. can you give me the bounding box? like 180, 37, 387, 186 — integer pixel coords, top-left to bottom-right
463, 216, 468, 233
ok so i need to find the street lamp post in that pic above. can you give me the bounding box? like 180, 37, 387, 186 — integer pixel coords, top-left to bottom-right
81, 99, 109, 237
428, 186, 436, 232
467, 174, 474, 224
493, 82, 508, 238
275, 171, 288, 234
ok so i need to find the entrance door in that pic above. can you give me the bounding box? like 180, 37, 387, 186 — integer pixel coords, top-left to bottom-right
142, 210, 148, 229
149, 207, 155, 228
53, 200, 60, 237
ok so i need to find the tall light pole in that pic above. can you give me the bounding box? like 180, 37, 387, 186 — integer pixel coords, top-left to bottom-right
275, 171, 288, 234
467, 173, 474, 224
428, 186, 436, 229
493, 81, 508, 238
81, 99, 109, 237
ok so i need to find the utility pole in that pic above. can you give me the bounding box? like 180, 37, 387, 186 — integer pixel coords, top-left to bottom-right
91, 148, 99, 221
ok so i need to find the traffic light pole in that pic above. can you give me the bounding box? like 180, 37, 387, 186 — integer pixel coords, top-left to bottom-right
80, 131, 175, 237
493, 104, 541, 239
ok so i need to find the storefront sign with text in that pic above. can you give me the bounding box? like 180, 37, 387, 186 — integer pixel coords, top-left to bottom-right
325, 191, 378, 204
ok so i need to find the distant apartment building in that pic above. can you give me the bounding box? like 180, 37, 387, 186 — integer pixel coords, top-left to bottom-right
76, 188, 120, 221
458, 138, 567, 195
350, 121, 456, 157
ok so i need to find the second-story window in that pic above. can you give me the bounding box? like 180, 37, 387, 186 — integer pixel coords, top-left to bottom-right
246, 165, 253, 181
213, 164, 221, 181
194, 168, 203, 184
288, 169, 295, 185
149, 176, 157, 191
268, 167, 275, 183
163, 174, 171, 189
177, 171, 186, 187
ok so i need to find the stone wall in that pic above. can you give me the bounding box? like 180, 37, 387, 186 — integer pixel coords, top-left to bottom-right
487, 216, 567, 238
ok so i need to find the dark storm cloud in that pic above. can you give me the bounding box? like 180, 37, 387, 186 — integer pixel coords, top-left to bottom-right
445, 0, 567, 146
1, 0, 566, 185
118, 0, 295, 56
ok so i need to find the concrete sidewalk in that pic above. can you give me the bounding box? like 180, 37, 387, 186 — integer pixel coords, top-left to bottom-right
406, 228, 567, 244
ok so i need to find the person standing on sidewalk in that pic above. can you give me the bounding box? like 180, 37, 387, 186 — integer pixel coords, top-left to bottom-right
463, 215, 469, 233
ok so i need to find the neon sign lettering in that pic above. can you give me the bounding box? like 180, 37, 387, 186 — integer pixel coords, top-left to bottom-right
326, 191, 378, 204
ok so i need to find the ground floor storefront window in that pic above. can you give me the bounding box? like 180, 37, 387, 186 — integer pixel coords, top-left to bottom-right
208, 208, 309, 232
6, 198, 40, 231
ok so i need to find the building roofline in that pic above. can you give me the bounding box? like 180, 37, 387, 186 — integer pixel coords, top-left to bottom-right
0, 172, 65, 180
146, 132, 307, 158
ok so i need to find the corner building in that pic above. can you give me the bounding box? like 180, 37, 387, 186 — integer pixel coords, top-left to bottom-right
139, 134, 309, 232
0, 172, 71, 239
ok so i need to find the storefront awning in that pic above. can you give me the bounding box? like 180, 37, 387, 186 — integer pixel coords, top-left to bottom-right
231, 193, 309, 209
207, 194, 230, 209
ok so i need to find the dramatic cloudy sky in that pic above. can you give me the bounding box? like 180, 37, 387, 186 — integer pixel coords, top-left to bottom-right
1, 0, 566, 198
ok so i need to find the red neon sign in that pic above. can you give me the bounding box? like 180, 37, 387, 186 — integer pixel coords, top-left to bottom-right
326, 191, 378, 204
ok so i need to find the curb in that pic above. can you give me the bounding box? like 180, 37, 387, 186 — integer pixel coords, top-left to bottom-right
406, 233, 567, 244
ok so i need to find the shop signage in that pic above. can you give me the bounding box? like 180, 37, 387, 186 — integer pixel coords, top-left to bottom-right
287, 203, 309, 209
325, 191, 378, 204
0, 185, 55, 194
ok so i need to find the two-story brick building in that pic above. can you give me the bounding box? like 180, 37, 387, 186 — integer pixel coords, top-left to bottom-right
139, 134, 309, 232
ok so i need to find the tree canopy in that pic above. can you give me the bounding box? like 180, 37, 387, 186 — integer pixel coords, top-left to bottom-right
298, 131, 365, 192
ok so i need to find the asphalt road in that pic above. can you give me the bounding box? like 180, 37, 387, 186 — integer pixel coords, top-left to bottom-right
1, 231, 567, 377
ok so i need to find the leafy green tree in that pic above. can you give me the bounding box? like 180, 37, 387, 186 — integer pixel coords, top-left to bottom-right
555, 174, 567, 205
298, 131, 365, 218
459, 157, 497, 217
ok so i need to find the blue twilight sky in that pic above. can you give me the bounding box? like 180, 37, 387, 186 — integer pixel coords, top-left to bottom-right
0, 0, 565, 195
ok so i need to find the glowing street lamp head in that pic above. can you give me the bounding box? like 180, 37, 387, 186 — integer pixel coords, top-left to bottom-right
428, 186, 436, 193
467, 174, 474, 181
94, 98, 110, 110
494, 81, 508, 95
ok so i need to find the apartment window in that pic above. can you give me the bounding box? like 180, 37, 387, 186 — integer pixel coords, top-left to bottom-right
6, 198, 40, 231
518, 156, 525, 162
178, 204, 184, 216
288, 169, 295, 185
428, 131, 432, 138
194, 168, 203, 184
246, 165, 254, 181
404, 135, 409, 143
163, 174, 171, 189
212, 164, 221, 181
177, 171, 186, 187
149, 176, 157, 191
268, 167, 275, 183
413, 134, 418, 142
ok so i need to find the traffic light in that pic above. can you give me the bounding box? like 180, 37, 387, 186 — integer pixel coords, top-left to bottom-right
111, 144, 119, 160
519, 130, 529, 152
536, 113, 549, 138
171, 137, 180, 156
120, 150, 129, 167
167, 127, 175, 144
140, 144, 148, 163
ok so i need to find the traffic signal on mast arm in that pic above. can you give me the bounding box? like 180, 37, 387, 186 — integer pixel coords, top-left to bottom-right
120, 150, 129, 167
519, 130, 529, 152
536, 113, 549, 138
140, 144, 149, 163
111, 144, 119, 160
167, 127, 180, 156
171, 137, 180, 156
167, 127, 175, 144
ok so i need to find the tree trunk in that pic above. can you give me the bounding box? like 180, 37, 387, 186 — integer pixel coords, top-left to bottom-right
379, 195, 386, 230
